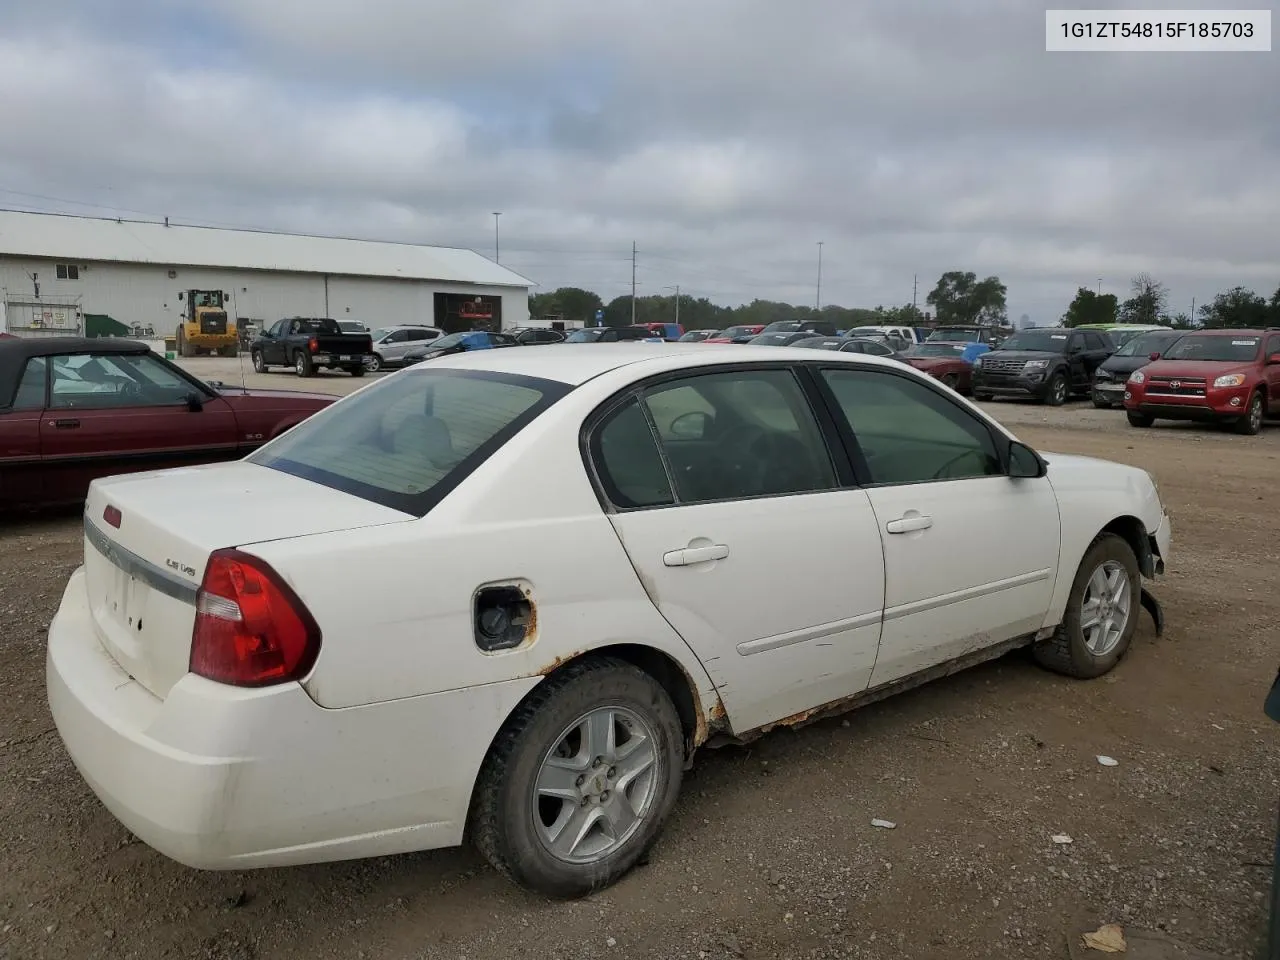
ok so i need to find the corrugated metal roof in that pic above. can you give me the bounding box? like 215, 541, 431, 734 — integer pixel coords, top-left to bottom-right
0, 210, 531, 288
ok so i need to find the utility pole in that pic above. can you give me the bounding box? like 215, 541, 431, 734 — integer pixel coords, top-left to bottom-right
1190, 296, 1196, 326
664, 285, 681, 326
912, 274, 918, 315
1097, 277, 1102, 295
631, 241, 637, 326
815, 242, 824, 310
493, 212, 501, 263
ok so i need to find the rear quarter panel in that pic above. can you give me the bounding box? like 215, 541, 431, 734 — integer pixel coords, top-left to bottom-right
220, 393, 335, 445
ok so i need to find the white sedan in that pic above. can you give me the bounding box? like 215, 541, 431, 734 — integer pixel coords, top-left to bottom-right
47, 343, 1171, 898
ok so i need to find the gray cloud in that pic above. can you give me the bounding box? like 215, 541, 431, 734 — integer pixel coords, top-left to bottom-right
0, 1, 1275, 317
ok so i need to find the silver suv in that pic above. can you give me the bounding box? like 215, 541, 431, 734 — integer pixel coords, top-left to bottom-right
365, 325, 443, 371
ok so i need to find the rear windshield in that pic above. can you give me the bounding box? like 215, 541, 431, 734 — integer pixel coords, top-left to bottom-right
248, 369, 570, 515
1163, 335, 1261, 363
294, 318, 341, 335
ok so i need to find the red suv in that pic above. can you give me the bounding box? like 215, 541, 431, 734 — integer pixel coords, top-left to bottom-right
1123, 328, 1280, 435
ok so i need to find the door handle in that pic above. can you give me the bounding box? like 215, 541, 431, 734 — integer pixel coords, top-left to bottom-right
663, 544, 729, 567
50, 418, 80, 429
886, 514, 933, 534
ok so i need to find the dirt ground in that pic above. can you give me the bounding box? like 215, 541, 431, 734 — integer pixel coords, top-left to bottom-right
2, 375, 1279, 960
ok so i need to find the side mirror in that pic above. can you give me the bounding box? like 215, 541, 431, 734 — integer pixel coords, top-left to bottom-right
177, 292, 184, 301
1149, 352, 1161, 361
185, 392, 204, 412
1008, 440, 1047, 479
669, 410, 711, 440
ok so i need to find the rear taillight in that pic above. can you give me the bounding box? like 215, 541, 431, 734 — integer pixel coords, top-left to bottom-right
102, 505, 122, 528
308, 337, 319, 352
190, 549, 321, 687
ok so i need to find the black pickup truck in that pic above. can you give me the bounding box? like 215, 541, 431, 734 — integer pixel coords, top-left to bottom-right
250, 317, 374, 378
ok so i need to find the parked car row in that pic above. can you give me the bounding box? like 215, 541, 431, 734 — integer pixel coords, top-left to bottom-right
965, 324, 1280, 436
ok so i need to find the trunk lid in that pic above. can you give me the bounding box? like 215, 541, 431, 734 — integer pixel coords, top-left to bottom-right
82, 460, 409, 699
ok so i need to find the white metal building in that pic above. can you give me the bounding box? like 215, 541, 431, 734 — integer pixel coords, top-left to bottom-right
0, 211, 532, 339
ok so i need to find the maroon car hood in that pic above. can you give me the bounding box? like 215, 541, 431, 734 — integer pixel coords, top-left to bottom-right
907, 357, 954, 371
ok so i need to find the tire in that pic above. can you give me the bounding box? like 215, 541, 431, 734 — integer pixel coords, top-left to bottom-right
469, 657, 685, 899
251, 350, 267, 374
346, 365, 365, 377
1233, 390, 1265, 436
1033, 533, 1141, 679
974, 392, 993, 402
1127, 411, 1154, 428
177, 329, 194, 359
364, 354, 383, 373
219, 345, 238, 358
294, 351, 314, 378
1044, 372, 1068, 406
940, 372, 960, 390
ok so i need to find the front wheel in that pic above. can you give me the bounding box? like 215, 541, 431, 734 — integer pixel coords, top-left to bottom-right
1033, 533, 1141, 679
470, 658, 684, 899
364, 353, 383, 373
1127, 411, 1154, 428
1233, 390, 1265, 435
294, 351, 314, 378
940, 372, 960, 391
1044, 373, 1068, 406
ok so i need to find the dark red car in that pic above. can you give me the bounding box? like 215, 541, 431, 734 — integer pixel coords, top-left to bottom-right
903, 342, 975, 394
1123, 328, 1280, 435
0, 337, 336, 509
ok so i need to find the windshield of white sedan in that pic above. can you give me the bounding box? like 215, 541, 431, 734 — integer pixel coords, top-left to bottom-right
248, 369, 570, 515
1162, 335, 1260, 363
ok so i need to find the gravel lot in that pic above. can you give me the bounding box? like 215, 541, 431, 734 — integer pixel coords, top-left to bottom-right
2, 360, 1278, 960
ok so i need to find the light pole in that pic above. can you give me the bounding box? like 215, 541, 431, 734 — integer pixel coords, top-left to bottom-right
1096, 277, 1102, 295
664, 285, 681, 328
816, 242, 824, 310
493, 212, 501, 263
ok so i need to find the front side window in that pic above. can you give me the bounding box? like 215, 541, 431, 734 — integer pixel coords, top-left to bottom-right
10, 357, 47, 410
638, 369, 836, 502
249, 369, 568, 515
50, 353, 198, 410
821, 368, 1002, 485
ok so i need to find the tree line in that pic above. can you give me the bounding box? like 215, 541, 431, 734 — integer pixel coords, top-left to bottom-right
528, 271, 1009, 331
529, 271, 1280, 333
1061, 275, 1280, 330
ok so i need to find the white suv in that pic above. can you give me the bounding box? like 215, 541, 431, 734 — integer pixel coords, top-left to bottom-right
365, 324, 443, 371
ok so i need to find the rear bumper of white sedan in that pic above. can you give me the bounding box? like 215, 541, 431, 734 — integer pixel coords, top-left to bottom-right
46, 566, 539, 870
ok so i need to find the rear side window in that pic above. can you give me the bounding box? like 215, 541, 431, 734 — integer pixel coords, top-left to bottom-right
249, 369, 570, 515
10, 357, 47, 410
590, 399, 674, 509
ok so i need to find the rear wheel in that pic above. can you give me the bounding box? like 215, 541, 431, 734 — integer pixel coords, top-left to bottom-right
1044, 373, 1068, 406
1127, 411, 1154, 428
294, 351, 314, 377
1233, 390, 1265, 435
1033, 533, 1140, 679
218, 345, 238, 358
346, 365, 365, 377
251, 350, 267, 373
470, 658, 684, 899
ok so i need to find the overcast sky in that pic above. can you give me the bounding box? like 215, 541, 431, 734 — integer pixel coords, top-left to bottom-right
0, 0, 1276, 321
